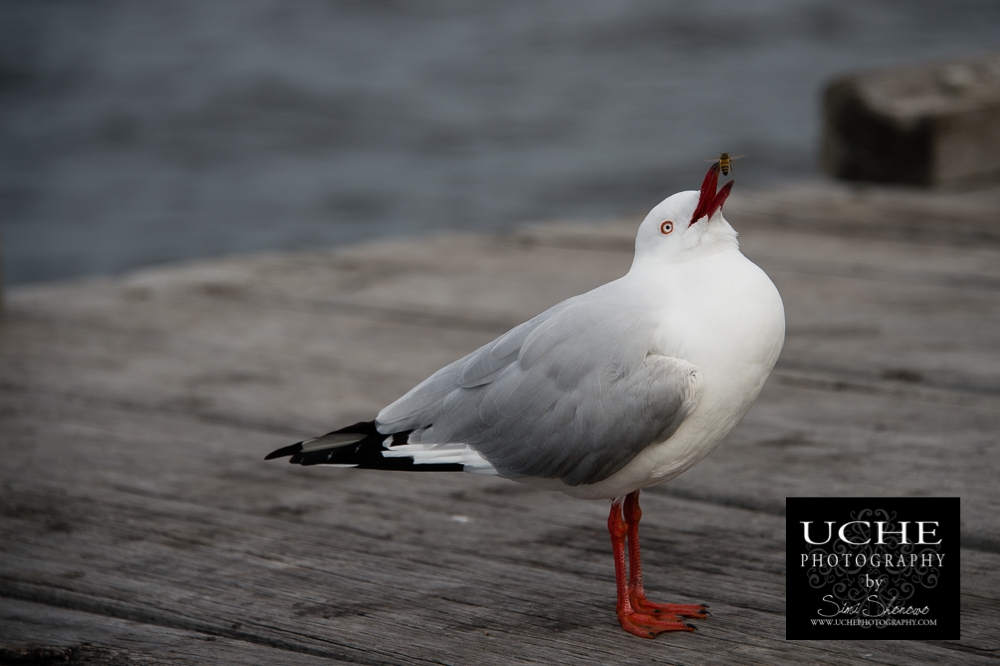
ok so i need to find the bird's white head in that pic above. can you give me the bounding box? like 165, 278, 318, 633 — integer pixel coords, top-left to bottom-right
632, 164, 739, 266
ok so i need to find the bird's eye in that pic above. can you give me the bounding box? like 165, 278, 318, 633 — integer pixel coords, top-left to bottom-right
659, 220, 674, 235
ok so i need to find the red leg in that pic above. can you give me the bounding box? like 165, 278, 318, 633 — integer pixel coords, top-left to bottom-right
623, 490, 709, 620
608, 498, 695, 638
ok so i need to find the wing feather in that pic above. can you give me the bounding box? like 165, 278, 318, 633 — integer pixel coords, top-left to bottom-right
376, 289, 702, 486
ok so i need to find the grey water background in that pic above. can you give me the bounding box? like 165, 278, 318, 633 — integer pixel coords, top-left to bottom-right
2, 1, 1000, 286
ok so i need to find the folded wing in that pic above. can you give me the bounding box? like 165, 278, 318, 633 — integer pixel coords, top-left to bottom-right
377, 292, 702, 487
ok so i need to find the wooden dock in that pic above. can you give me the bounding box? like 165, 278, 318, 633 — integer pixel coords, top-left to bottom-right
2, 182, 999, 665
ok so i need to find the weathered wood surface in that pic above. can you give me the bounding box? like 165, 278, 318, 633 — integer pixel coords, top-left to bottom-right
2, 183, 999, 664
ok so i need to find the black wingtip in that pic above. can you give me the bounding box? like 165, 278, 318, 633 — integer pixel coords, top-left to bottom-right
264, 420, 463, 472
264, 442, 303, 460
265, 421, 379, 461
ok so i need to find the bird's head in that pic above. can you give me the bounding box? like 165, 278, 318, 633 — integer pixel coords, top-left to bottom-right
633, 163, 738, 265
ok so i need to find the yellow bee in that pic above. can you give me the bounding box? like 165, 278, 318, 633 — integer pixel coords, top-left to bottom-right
708, 152, 743, 176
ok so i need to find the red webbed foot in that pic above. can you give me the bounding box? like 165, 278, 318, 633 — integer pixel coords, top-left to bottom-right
617, 610, 697, 639
631, 595, 710, 619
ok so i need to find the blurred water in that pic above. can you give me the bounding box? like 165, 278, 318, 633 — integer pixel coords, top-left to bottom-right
2, 0, 999, 285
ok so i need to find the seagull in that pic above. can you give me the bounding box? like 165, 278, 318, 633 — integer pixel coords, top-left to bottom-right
266, 163, 785, 638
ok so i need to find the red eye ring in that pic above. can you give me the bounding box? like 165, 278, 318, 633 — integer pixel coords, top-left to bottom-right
660, 220, 674, 235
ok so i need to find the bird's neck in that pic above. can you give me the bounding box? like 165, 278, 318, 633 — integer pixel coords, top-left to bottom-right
630, 233, 741, 275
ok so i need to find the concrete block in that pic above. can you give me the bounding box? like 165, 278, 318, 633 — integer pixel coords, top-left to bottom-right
822, 52, 1000, 186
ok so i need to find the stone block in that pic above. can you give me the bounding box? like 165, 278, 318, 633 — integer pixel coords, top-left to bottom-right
822, 52, 1000, 186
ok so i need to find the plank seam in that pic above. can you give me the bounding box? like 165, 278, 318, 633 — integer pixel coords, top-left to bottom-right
0, 580, 426, 666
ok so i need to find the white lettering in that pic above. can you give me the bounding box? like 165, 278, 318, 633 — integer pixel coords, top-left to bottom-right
803, 521, 835, 545
876, 521, 910, 544
916, 521, 942, 545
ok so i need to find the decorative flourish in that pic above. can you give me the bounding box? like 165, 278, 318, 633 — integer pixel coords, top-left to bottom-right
802, 508, 944, 630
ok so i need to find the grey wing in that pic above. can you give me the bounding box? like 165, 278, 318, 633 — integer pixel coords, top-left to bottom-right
377, 297, 702, 487
377, 299, 576, 430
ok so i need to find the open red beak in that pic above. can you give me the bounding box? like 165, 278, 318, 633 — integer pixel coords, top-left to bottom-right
689, 163, 733, 227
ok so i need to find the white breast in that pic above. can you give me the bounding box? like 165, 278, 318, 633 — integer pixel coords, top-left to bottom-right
557, 248, 785, 500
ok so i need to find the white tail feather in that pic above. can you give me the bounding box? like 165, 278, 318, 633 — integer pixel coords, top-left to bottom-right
384, 442, 498, 475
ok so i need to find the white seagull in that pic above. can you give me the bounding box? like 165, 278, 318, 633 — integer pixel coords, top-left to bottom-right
267, 163, 785, 638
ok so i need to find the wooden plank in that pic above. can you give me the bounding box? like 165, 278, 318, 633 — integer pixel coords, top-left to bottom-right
512, 183, 1000, 247
1, 393, 997, 664
662, 380, 1000, 541
0, 598, 347, 665
6, 226, 1000, 424
3, 183, 1000, 662
4, 224, 1000, 532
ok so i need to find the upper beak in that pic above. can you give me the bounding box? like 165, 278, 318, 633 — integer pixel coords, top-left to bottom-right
689, 163, 734, 226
